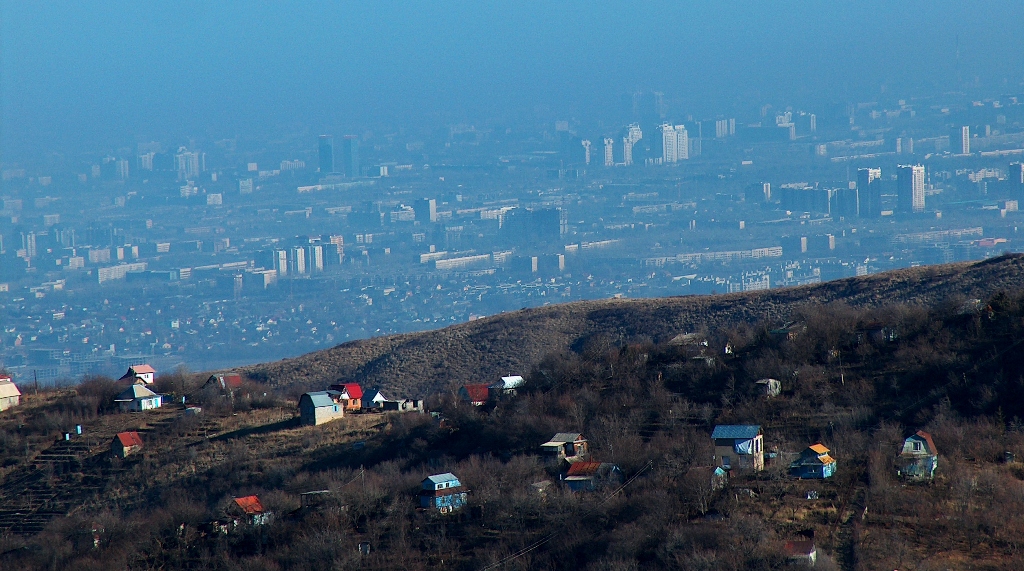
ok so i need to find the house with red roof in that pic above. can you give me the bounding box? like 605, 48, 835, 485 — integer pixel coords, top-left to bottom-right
231, 495, 273, 526
111, 431, 143, 458
328, 383, 363, 411
458, 384, 491, 406
563, 461, 622, 492
897, 430, 938, 481
204, 373, 243, 392
119, 364, 156, 385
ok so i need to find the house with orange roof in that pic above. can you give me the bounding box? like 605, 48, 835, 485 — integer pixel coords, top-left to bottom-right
563, 461, 622, 492
231, 495, 273, 526
789, 443, 836, 479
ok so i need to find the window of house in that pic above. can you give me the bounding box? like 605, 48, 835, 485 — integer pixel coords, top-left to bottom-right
913, 441, 922, 451
723, 456, 731, 468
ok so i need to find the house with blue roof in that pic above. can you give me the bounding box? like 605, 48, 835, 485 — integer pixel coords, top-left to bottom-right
419, 473, 468, 513
711, 424, 764, 472
299, 391, 345, 426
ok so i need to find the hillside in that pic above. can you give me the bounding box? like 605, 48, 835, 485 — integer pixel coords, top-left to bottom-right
4, 258, 1024, 569
245, 254, 1024, 397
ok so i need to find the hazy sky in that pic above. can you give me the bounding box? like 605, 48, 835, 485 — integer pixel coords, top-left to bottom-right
3, 1, 1023, 159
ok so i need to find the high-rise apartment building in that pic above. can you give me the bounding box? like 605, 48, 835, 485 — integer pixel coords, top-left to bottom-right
897, 164, 926, 214
1011, 162, 1024, 188
857, 168, 882, 218
174, 148, 204, 180
603, 138, 615, 166
954, 126, 970, 155
660, 124, 689, 163
318, 135, 334, 173
341, 136, 360, 177
581, 140, 592, 165
622, 123, 642, 166
414, 198, 438, 223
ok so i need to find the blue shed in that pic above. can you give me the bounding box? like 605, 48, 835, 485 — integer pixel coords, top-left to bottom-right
789, 443, 836, 479
419, 473, 468, 513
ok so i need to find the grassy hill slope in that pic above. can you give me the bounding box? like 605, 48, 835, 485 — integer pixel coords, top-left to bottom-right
244, 254, 1024, 397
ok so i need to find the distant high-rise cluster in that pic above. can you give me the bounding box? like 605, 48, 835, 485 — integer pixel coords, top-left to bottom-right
660, 123, 689, 163
174, 147, 204, 180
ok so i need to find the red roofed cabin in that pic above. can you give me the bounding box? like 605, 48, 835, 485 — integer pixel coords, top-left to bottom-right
458, 384, 491, 406
231, 495, 273, 526
111, 431, 143, 458
328, 383, 363, 411
205, 373, 243, 392
119, 364, 156, 385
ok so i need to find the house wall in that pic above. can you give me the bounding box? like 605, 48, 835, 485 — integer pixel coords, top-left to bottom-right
0, 395, 19, 411
714, 435, 764, 471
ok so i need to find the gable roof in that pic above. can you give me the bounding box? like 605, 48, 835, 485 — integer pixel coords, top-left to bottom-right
424, 472, 460, 485
302, 391, 336, 408
219, 374, 243, 388
0, 379, 21, 399
492, 375, 524, 389
131, 364, 156, 374
461, 384, 491, 402
711, 425, 761, 439
342, 383, 363, 399
363, 388, 388, 402
116, 431, 143, 448
784, 540, 816, 557
549, 432, 584, 443
115, 384, 158, 401
566, 461, 602, 477
910, 430, 937, 454
233, 495, 265, 515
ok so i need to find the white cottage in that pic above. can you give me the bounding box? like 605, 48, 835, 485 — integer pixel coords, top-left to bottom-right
114, 384, 163, 412
0, 376, 21, 411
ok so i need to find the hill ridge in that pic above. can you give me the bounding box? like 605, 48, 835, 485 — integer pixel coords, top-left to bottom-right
244, 255, 1024, 397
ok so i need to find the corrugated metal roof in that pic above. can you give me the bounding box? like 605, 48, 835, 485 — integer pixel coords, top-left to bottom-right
233, 495, 265, 515
131, 364, 156, 374
116, 431, 143, 448
461, 384, 490, 402
549, 432, 584, 443
914, 430, 937, 454
115, 384, 158, 401
425, 472, 460, 484
342, 383, 363, 399
303, 392, 336, 408
808, 443, 830, 454
711, 425, 761, 439
566, 461, 602, 476
818, 454, 835, 465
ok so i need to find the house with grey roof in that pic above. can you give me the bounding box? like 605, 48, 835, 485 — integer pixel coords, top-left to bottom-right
299, 391, 344, 426
114, 383, 162, 412
419, 473, 468, 513
711, 424, 764, 472
540, 432, 589, 464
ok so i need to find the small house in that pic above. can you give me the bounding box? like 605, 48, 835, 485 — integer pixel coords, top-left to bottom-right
711, 425, 764, 472
784, 540, 817, 567
328, 383, 363, 411
119, 364, 156, 385
111, 431, 143, 458
540, 433, 589, 464
0, 376, 21, 411
381, 398, 424, 413
754, 378, 781, 398
231, 495, 273, 526
114, 384, 163, 412
489, 375, 524, 397
458, 384, 491, 406
563, 461, 622, 492
419, 473, 468, 513
361, 387, 389, 409
896, 430, 938, 482
790, 443, 836, 479
299, 391, 344, 426
204, 373, 243, 392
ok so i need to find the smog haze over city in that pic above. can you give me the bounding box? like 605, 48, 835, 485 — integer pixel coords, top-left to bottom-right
2, 0, 1024, 383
